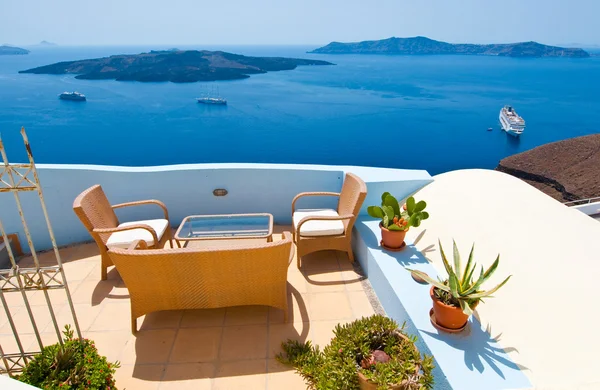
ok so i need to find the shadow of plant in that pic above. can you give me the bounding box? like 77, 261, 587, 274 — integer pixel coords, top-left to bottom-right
421, 321, 528, 379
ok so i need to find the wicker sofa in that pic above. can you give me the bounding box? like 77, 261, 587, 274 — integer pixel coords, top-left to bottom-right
107, 232, 294, 333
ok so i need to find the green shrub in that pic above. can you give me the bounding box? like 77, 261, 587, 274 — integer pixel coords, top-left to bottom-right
277, 315, 434, 390
17, 325, 120, 390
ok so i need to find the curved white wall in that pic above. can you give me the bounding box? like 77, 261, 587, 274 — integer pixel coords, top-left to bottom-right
408, 169, 600, 389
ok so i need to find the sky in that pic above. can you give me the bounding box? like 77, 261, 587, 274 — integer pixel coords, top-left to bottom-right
1, 0, 599, 47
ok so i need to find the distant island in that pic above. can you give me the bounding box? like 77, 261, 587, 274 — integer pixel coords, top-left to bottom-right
38, 40, 57, 46
19, 50, 334, 83
496, 134, 600, 201
0, 45, 29, 55
310, 37, 590, 58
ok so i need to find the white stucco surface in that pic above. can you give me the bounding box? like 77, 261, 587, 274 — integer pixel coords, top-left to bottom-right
407, 169, 600, 390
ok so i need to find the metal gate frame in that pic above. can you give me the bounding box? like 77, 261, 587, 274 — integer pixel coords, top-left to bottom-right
0, 128, 81, 376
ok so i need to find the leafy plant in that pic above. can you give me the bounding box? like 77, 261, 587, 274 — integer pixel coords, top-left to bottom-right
367, 193, 429, 231
17, 325, 120, 390
408, 240, 512, 315
277, 315, 434, 390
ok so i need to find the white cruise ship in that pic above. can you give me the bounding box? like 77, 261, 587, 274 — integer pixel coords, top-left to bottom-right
499, 105, 525, 136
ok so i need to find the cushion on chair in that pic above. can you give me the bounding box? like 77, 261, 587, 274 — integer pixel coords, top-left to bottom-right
293, 209, 345, 237
106, 219, 169, 248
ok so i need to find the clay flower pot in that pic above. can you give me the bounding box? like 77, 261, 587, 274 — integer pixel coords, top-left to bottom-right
430, 286, 469, 330
379, 223, 408, 249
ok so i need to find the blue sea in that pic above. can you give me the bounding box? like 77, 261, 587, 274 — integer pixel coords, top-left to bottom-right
1, 45, 599, 174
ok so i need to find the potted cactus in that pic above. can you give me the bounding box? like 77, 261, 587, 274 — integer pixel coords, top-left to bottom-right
367, 193, 429, 250
408, 240, 511, 332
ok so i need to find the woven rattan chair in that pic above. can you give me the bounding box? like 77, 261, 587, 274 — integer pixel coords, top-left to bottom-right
73, 184, 173, 280
108, 232, 294, 333
292, 172, 367, 268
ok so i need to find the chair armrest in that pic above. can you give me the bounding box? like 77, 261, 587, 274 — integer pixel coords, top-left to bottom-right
126, 240, 149, 251
94, 224, 159, 247
295, 214, 355, 234
281, 231, 295, 266
291, 192, 340, 214
112, 199, 169, 221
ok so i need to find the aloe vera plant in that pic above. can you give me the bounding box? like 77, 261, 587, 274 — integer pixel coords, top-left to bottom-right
367, 193, 429, 231
408, 240, 511, 315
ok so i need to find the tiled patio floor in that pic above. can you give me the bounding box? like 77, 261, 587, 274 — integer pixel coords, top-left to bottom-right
1, 228, 379, 389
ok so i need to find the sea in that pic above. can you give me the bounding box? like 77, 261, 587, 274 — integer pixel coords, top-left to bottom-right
1, 45, 599, 175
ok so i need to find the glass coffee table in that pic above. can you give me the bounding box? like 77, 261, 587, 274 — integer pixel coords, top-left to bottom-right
175, 213, 273, 246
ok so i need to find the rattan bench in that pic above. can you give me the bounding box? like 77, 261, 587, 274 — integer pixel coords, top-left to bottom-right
108, 232, 294, 333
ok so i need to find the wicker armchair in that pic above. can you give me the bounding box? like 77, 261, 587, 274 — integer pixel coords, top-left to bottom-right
73, 184, 173, 280
292, 172, 367, 268
108, 232, 294, 333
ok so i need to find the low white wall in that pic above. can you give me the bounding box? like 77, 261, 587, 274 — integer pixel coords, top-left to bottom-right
0, 163, 432, 252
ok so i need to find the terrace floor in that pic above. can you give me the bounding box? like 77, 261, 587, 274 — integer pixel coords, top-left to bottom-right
1, 227, 380, 389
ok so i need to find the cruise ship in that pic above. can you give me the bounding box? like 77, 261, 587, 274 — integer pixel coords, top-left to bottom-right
499, 105, 525, 136
59, 91, 86, 101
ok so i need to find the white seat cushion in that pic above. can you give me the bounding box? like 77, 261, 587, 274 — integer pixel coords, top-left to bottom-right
293, 209, 345, 237
106, 219, 169, 248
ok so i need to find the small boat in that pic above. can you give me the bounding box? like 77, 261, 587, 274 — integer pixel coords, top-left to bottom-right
196, 85, 226, 105
499, 105, 525, 136
196, 97, 227, 105
487, 127, 493, 131
59, 91, 86, 101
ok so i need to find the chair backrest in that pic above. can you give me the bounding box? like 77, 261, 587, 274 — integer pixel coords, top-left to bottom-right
337, 173, 367, 233
107, 235, 293, 315
73, 184, 119, 244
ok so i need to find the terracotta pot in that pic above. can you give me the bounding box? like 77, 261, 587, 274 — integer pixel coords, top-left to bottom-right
357, 331, 420, 390
430, 286, 469, 330
379, 223, 408, 249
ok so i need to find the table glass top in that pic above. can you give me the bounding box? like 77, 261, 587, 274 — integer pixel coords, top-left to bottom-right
176, 214, 272, 240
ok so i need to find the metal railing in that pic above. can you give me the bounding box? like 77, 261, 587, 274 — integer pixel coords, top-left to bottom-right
0, 128, 81, 376
563, 197, 600, 207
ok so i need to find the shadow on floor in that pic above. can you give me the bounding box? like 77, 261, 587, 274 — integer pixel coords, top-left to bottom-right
131, 284, 310, 380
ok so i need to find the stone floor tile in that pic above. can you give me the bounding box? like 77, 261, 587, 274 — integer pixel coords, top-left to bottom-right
120, 328, 177, 365
341, 269, 366, 291
300, 251, 341, 271
268, 292, 310, 324
180, 308, 226, 328
267, 359, 309, 389
159, 363, 214, 389
213, 359, 267, 390
219, 325, 268, 361
347, 291, 375, 319
304, 269, 346, 293
169, 327, 222, 363
85, 330, 133, 363
309, 319, 353, 349
89, 302, 132, 331
139, 310, 183, 330
267, 321, 309, 359
224, 305, 269, 326
114, 364, 164, 390
307, 291, 353, 321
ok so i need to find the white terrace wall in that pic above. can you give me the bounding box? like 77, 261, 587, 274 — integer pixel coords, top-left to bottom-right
0, 163, 432, 252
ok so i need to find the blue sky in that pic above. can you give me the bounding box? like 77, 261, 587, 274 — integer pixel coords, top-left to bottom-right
1, 0, 598, 46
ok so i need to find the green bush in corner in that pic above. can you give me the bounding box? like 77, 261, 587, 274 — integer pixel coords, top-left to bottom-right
17, 325, 120, 390
277, 315, 434, 389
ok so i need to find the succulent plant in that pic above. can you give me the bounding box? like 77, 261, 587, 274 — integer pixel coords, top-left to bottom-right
408, 240, 512, 315
367, 193, 429, 231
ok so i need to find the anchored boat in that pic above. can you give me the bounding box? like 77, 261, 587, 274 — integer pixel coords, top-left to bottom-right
59, 91, 86, 101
